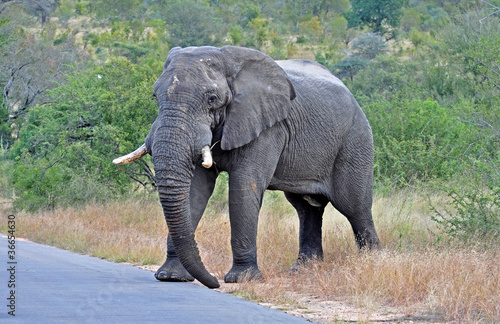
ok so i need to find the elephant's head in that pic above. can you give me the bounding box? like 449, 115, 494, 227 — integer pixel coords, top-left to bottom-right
113, 46, 295, 288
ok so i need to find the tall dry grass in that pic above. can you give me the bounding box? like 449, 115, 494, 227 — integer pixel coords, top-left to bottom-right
9, 198, 168, 265
3, 190, 499, 323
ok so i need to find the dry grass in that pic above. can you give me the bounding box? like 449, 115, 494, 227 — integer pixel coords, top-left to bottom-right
2, 190, 499, 323
7, 198, 168, 265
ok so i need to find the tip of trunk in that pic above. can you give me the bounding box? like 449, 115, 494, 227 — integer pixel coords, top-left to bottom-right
201, 275, 220, 289
175, 245, 220, 289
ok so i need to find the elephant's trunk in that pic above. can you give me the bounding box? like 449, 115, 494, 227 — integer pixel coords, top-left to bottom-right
152, 124, 219, 289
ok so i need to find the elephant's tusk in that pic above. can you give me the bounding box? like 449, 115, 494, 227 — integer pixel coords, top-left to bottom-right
201, 145, 213, 168
113, 144, 148, 165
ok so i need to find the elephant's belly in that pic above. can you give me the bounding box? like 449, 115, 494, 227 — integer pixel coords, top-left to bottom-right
268, 139, 337, 194
268, 169, 330, 195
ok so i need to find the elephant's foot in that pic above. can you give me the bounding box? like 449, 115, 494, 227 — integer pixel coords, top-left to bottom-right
290, 254, 323, 272
224, 264, 263, 283
155, 257, 195, 282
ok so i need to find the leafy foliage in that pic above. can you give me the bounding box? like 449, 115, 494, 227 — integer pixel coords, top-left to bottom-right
160, 0, 226, 48
8, 58, 160, 210
331, 32, 387, 81
0, 14, 86, 149
331, 55, 368, 81
351, 32, 387, 59
431, 162, 500, 240
365, 98, 474, 185
345, 0, 406, 34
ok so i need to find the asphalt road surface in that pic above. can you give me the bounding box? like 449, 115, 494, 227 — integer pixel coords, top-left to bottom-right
0, 235, 309, 323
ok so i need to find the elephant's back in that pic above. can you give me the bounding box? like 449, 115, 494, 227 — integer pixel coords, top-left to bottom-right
277, 59, 347, 90
277, 59, 364, 134
277, 59, 361, 120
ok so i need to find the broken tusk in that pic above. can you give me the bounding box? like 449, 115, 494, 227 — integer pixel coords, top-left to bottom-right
113, 144, 148, 165
201, 145, 213, 168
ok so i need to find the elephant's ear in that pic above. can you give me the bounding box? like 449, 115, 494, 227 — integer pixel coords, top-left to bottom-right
220, 46, 296, 151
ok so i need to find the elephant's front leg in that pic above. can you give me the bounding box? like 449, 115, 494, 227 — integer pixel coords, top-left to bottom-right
155, 165, 217, 282
224, 174, 266, 283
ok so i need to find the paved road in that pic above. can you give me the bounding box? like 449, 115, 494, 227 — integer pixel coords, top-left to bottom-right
0, 235, 309, 323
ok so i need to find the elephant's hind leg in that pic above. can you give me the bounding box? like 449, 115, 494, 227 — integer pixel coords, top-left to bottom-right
329, 137, 381, 250
285, 192, 327, 270
330, 183, 380, 250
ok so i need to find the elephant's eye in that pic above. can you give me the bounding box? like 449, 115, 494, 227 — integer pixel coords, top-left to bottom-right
207, 94, 218, 105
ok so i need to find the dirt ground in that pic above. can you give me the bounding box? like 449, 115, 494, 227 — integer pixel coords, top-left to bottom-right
139, 264, 448, 324
222, 286, 447, 323
272, 297, 446, 323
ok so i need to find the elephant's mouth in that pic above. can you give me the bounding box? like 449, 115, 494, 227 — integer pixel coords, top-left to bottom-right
113, 144, 213, 168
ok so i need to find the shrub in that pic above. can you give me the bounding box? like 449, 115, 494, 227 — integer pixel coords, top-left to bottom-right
431, 160, 500, 240
206, 172, 229, 215
350, 55, 421, 99
75, 1, 91, 15
365, 97, 472, 186
331, 55, 369, 82
351, 32, 387, 59
8, 58, 160, 211
162, 0, 226, 47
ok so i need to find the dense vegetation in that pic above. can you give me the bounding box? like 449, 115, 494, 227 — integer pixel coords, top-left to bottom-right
1, 0, 498, 239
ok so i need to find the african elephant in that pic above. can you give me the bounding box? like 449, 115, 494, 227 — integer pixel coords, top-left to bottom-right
114, 46, 380, 289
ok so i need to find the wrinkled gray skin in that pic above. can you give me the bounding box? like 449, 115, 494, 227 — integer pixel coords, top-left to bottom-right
144, 46, 380, 289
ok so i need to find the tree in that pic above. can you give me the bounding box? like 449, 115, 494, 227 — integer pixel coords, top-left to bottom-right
349, 55, 420, 99
299, 16, 324, 43
20, 0, 59, 27
437, 3, 499, 108
351, 32, 387, 59
8, 58, 160, 210
90, 0, 144, 22
440, 3, 500, 163
162, 0, 226, 47
286, 0, 316, 31
345, 0, 406, 34
0, 6, 85, 148
331, 55, 368, 81
400, 7, 422, 32
247, 17, 268, 49
314, 0, 350, 18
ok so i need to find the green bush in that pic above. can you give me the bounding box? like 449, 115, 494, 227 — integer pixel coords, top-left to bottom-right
351, 32, 387, 59
206, 172, 229, 215
10, 149, 70, 211
350, 55, 421, 99
8, 58, 160, 211
365, 97, 472, 185
431, 160, 500, 240
112, 42, 150, 62
75, 1, 91, 15
161, 0, 226, 47
331, 55, 369, 82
